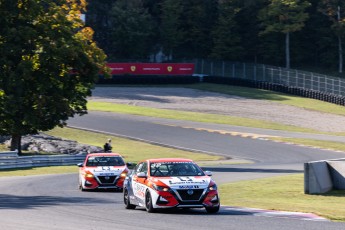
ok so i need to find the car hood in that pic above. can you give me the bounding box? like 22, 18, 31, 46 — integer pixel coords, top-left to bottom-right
154, 176, 211, 189
86, 166, 126, 176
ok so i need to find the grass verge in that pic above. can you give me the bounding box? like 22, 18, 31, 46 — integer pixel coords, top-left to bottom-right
87, 101, 317, 133
219, 174, 345, 222
0, 166, 78, 177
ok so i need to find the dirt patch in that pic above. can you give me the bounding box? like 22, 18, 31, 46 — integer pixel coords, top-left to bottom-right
90, 87, 345, 132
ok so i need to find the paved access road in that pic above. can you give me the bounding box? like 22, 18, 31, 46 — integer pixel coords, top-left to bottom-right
1, 111, 345, 230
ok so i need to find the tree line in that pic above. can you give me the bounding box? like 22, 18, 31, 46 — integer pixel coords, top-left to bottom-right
86, 0, 345, 73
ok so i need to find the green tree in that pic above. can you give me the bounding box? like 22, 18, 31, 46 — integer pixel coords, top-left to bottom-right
85, 0, 115, 57
233, 0, 266, 63
210, 0, 243, 60
108, 0, 155, 60
179, 0, 219, 58
0, 0, 107, 154
319, 0, 345, 73
160, 0, 185, 60
259, 0, 311, 69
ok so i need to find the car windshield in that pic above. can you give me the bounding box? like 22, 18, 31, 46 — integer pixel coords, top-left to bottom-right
150, 162, 204, 177
86, 156, 125, 167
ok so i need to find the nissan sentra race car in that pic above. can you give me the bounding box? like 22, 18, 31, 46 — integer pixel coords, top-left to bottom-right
78, 153, 129, 191
123, 158, 220, 213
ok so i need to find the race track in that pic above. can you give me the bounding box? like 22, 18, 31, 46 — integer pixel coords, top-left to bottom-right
0, 173, 344, 230
2, 109, 345, 229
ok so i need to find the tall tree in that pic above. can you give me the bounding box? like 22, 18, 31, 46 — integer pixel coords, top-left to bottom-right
259, 0, 310, 69
85, 0, 115, 57
319, 0, 345, 73
0, 0, 107, 154
179, 0, 219, 58
233, 0, 266, 63
210, 0, 243, 60
108, 0, 155, 60
160, 0, 185, 60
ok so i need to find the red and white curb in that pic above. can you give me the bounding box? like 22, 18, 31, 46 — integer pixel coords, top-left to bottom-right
222, 206, 329, 221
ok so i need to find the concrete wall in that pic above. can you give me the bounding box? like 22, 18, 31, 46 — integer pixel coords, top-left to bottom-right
327, 159, 345, 190
304, 161, 333, 194
304, 158, 345, 194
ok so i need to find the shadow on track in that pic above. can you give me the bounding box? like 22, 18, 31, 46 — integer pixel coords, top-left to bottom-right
0, 194, 116, 209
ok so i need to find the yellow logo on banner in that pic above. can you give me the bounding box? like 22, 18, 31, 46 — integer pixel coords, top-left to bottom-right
167, 66, 173, 72
131, 66, 136, 72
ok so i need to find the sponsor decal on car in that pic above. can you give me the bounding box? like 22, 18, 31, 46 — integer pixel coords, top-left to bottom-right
159, 177, 210, 189
90, 166, 124, 176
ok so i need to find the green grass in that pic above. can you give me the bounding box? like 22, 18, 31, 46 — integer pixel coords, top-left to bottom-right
0, 144, 10, 152
0, 166, 78, 177
220, 174, 345, 222
87, 101, 317, 133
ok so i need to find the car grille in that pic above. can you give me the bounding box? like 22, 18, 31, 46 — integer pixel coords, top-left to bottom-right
97, 176, 117, 184
176, 189, 204, 201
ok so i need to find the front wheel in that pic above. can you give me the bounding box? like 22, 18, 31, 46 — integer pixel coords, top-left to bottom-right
205, 205, 220, 214
79, 179, 85, 192
124, 189, 136, 209
145, 191, 156, 213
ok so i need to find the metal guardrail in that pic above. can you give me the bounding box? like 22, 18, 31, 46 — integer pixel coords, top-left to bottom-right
192, 59, 345, 96
0, 154, 87, 169
0, 151, 18, 158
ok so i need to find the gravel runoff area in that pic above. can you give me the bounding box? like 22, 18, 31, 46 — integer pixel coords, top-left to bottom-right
90, 87, 345, 133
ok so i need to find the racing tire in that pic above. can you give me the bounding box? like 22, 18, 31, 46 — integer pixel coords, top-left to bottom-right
124, 189, 136, 209
145, 191, 156, 213
205, 205, 220, 214
79, 180, 85, 192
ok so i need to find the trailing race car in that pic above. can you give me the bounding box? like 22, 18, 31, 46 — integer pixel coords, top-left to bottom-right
78, 152, 129, 191
123, 158, 220, 213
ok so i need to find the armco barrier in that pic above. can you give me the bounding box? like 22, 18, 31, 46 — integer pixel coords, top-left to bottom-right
0, 151, 18, 158
0, 154, 87, 169
304, 158, 345, 194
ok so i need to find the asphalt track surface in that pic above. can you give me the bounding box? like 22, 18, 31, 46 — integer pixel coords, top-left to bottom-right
1, 111, 345, 229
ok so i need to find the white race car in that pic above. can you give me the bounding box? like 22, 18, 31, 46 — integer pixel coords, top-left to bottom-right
78, 153, 129, 191
123, 158, 220, 213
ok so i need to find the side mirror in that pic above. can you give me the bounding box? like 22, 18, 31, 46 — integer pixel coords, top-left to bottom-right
137, 172, 147, 178
77, 163, 84, 167
126, 162, 137, 169
204, 171, 212, 176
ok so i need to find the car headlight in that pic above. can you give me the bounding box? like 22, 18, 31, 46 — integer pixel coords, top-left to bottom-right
85, 173, 94, 178
120, 172, 127, 178
152, 184, 170, 192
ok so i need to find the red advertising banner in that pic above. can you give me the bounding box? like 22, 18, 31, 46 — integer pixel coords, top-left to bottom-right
106, 63, 195, 75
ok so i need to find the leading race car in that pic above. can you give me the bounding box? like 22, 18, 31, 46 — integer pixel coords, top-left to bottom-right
78, 152, 129, 191
123, 158, 220, 213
